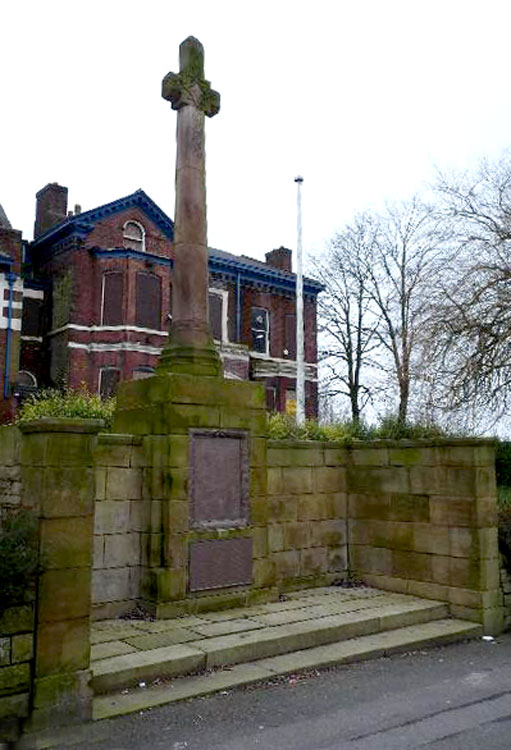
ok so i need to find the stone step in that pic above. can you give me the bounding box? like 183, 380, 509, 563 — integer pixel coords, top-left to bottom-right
91, 598, 448, 695
93, 618, 482, 720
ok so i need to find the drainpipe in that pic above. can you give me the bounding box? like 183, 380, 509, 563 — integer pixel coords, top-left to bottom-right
4, 272, 16, 399
235, 272, 241, 342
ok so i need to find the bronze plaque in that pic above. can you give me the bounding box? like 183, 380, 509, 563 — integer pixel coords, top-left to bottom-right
189, 538, 252, 591
190, 429, 249, 529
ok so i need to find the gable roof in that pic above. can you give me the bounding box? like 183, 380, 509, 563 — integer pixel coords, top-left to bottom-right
0, 204, 12, 230
31, 189, 175, 248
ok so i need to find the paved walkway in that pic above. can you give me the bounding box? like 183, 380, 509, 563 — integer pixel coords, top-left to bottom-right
90, 586, 434, 661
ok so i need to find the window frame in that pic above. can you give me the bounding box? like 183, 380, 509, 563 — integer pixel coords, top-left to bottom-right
208, 287, 229, 342
122, 220, 146, 253
251, 306, 269, 355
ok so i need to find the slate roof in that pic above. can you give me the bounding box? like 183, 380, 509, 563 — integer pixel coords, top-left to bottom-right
0, 204, 12, 230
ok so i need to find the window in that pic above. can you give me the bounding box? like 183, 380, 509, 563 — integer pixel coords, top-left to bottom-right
209, 292, 223, 340
266, 385, 277, 412
101, 273, 124, 326
284, 314, 296, 358
251, 307, 269, 354
136, 272, 161, 330
285, 389, 296, 415
22, 297, 43, 337
123, 220, 145, 252
99, 367, 120, 398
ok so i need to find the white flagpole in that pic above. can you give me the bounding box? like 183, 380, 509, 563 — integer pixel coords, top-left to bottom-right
295, 175, 305, 426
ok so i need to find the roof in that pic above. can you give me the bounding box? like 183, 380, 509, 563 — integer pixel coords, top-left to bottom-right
0, 204, 12, 230
32, 189, 175, 248
31, 190, 323, 297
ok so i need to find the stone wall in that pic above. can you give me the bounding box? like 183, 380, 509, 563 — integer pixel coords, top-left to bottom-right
347, 440, 502, 634
92, 434, 145, 619
0, 605, 34, 743
264, 441, 348, 588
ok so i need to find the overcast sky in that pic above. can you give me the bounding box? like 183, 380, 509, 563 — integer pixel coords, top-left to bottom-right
2, 0, 511, 264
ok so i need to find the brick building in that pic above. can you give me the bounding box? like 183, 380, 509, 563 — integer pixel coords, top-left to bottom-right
0, 184, 322, 416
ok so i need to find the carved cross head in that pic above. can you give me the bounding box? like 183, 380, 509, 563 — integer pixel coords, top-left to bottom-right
162, 36, 220, 117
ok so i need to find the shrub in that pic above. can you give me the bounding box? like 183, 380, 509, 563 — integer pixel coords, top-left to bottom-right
267, 412, 448, 443
0, 507, 38, 611
16, 386, 116, 429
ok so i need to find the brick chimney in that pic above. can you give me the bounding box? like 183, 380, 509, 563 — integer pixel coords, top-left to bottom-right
265, 246, 292, 272
34, 183, 68, 239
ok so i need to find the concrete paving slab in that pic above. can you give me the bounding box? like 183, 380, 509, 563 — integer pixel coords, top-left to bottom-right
92, 619, 482, 721
91, 640, 138, 661
128, 616, 206, 631
92, 643, 206, 694
93, 662, 275, 720
91, 626, 147, 645
190, 617, 266, 638
122, 628, 202, 651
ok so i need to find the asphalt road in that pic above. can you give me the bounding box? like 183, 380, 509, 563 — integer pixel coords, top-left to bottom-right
60, 634, 511, 750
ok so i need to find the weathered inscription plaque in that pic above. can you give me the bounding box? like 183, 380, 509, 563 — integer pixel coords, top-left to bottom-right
190, 429, 249, 528
189, 538, 252, 591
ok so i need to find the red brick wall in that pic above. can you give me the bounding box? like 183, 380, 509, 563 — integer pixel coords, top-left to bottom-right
85, 208, 173, 259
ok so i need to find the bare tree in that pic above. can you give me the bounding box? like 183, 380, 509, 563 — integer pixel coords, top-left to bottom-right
425, 155, 511, 419
315, 214, 382, 423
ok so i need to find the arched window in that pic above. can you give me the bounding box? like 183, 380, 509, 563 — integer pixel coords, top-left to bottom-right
99, 367, 121, 398
123, 220, 145, 252
136, 272, 161, 330
132, 366, 155, 380
17, 371, 37, 388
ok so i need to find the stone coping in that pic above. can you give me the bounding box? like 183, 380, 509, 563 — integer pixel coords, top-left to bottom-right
18, 418, 106, 434
268, 437, 496, 449
97, 433, 143, 446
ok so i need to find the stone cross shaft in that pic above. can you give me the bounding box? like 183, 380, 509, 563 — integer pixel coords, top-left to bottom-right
159, 36, 221, 376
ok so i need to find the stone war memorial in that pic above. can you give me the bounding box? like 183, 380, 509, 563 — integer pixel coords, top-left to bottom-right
0, 36, 506, 745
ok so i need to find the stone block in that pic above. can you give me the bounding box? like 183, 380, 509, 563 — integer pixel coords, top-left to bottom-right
11, 634, 33, 664
413, 524, 449, 555
252, 527, 268, 558
164, 535, 188, 568
130, 498, 150, 532
164, 403, 221, 433
475, 467, 497, 497
251, 497, 270, 524
382, 522, 414, 551
253, 558, 276, 587
351, 447, 388, 466
129, 566, 141, 599
310, 519, 346, 547
94, 500, 131, 534
348, 466, 408, 494
106, 467, 142, 501
449, 556, 500, 590
250, 437, 267, 467
350, 545, 393, 576
361, 573, 408, 594
449, 527, 498, 560
283, 522, 310, 550
250, 466, 267, 496
92, 568, 130, 604
430, 497, 476, 527
431, 555, 450, 585
267, 496, 297, 523
0, 663, 30, 696
35, 619, 90, 675
164, 468, 188, 500
348, 493, 390, 520
328, 546, 347, 572
297, 494, 329, 521
154, 568, 187, 601
0, 639, 9, 666
281, 466, 313, 494
315, 466, 346, 493
348, 519, 369, 545
287, 447, 324, 466
95, 467, 106, 500
408, 466, 438, 494
439, 445, 476, 467
448, 587, 503, 609
273, 550, 300, 580
324, 446, 348, 466
0, 426, 20, 466
327, 492, 347, 518
46, 434, 93, 467
94, 440, 131, 468
167, 501, 189, 532
389, 493, 430, 523
38, 569, 91, 622
436, 467, 477, 496
31, 668, 92, 722
39, 516, 93, 570
93, 535, 104, 569
220, 408, 267, 435
300, 547, 328, 576
267, 467, 283, 496
389, 446, 436, 466
473, 444, 495, 467
43, 467, 95, 518
406, 579, 448, 601
392, 550, 432, 581
0, 691, 28, 720
168, 435, 189, 467
20, 433, 47, 466
268, 524, 284, 553
103, 533, 140, 568
0, 606, 33, 635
